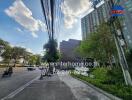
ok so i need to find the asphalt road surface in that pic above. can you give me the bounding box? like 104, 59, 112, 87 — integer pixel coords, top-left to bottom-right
0, 67, 40, 100
0, 68, 113, 100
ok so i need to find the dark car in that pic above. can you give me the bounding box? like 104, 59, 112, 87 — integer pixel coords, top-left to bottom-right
27, 66, 36, 71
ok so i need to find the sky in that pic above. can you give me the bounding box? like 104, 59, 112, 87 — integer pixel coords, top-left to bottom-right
0, 0, 92, 55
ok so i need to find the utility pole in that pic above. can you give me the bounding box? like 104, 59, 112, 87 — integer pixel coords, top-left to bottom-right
91, 0, 132, 85
41, 0, 57, 75
107, 0, 132, 85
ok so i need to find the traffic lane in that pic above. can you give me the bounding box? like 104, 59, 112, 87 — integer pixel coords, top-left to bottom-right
8, 74, 76, 100
0, 67, 27, 76
58, 72, 111, 100
0, 67, 39, 81
0, 69, 40, 99
0, 68, 6, 75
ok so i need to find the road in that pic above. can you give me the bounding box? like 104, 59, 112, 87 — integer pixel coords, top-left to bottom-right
0, 67, 40, 100
0, 68, 114, 100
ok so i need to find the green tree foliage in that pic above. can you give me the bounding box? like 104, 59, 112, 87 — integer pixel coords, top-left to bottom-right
12, 47, 26, 59
11, 47, 27, 67
126, 49, 132, 76
43, 39, 59, 62
77, 22, 117, 64
36, 55, 42, 65
0, 38, 42, 67
0, 38, 9, 47
0, 39, 12, 63
28, 55, 37, 65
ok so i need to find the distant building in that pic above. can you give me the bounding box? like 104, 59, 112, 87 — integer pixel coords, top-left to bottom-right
81, 0, 132, 48
59, 39, 81, 61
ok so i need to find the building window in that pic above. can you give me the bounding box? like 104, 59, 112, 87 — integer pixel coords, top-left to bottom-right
129, 40, 132, 43
127, 35, 131, 39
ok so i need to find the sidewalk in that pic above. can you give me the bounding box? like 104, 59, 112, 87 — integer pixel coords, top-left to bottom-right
58, 72, 119, 100
6, 74, 76, 100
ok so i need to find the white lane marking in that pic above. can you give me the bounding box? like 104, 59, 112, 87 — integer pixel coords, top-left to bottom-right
1, 76, 39, 100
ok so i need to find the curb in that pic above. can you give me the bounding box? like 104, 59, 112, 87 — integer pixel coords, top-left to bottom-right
71, 75, 122, 100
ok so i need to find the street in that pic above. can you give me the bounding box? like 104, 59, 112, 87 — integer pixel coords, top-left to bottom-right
0, 68, 113, 100
0, 67, 40, 100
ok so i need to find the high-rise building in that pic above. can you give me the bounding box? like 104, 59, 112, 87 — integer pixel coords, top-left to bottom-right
120, 0, 132, 48
81, 0, 112, 40
81, 0, 132, 48
59, 39, 81, 61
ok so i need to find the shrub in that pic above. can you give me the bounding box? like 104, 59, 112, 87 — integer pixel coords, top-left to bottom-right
70, 68, 132, 100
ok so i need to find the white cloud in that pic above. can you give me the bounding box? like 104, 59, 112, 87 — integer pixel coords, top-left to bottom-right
16, 27, 23, 32
20, 46, 34, 54
58, 26, 82, 42
19, 45, 35, 54
61, 0, 92, 28
12, 44, 34, 54
10, 44, 15, 47
31, 32, 38, 38
5, 0, 46, 38
26, 48, 33, 53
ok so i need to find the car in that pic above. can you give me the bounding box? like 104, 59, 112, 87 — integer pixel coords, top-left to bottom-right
27, 67, 36, 71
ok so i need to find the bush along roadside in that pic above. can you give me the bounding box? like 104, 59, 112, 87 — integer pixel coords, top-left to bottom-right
70, 67, 132, 100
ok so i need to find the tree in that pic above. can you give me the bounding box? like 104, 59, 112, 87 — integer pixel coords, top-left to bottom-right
96, 22, 117, 64
43, 39, 59, 62
11, 47, 26, 67
77, 22, 117, 66
36, 55, 42, 66
0, 39, 9, 47
0, 39, 12, 64
28, 55, 37, 65
0, 38, 42, 67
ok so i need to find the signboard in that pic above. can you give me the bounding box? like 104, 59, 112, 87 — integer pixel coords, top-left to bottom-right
111, 5, 124, 16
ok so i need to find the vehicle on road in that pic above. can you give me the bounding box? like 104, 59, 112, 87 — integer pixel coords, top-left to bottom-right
27, 66, 36, 71
2, 67, 13, 77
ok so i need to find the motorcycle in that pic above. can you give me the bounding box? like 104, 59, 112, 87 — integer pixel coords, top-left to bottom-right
2, 67, 13, 78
